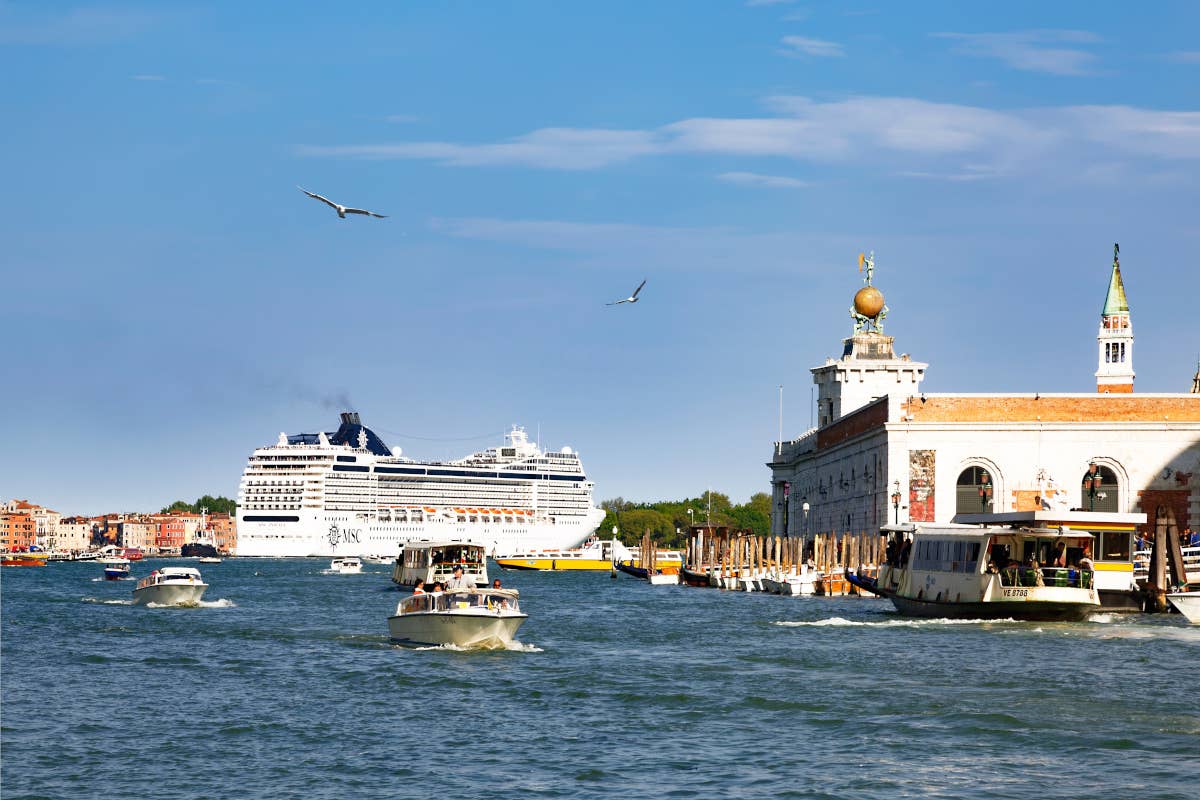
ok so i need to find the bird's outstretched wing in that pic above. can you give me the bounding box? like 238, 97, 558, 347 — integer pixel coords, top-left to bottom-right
606, 298, 630, 306
344, 207, 387, 218
298, 186, 338, 209
631, 279, 647, 299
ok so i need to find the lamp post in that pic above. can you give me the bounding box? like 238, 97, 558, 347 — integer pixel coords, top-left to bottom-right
782, 481, 791, 537
978, 471, 993, 512
891, 480, 902, 525
687, 508, 694, 530
1084, 462, 1103, 511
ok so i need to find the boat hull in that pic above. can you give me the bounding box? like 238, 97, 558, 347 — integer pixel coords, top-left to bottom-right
494, 557, 612, 571
387, 612, 526, 648
1166, 592, 1200, 623
132, 583, 208, 607
886, 592, 1095, 622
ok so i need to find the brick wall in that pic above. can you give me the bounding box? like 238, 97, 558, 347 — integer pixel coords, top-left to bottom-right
1136, 489, 1191, 540
902, 395, 1200, 423
818, 396, 888, 449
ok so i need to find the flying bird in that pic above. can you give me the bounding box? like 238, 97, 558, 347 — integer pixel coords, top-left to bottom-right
298, 187, 386, 219
606, 279, 646, 306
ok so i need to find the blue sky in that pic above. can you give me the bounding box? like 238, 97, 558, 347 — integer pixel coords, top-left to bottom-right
2, 1, 1198, 515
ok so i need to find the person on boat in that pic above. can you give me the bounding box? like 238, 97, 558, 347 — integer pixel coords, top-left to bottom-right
1078, 545, 1094, 572
1052, 541, 1067, 568
492, 578, 502, 589
446, 566, 473, 590
412, 579, 426, 595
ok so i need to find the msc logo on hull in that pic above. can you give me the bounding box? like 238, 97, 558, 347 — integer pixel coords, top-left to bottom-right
327, 524, 362, 548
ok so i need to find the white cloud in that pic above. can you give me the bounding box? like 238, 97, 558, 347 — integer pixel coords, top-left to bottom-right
780, 35, 844, 58
932, 30, 1102, 76
298, 95, 1200, 181
718, 171, 810, 188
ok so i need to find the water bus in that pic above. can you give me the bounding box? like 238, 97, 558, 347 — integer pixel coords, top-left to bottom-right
390, 541, 488, 588
851, 523, 1100, 621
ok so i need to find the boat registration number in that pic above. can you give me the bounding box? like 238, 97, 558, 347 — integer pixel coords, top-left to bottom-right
1002, 588, 1030, 598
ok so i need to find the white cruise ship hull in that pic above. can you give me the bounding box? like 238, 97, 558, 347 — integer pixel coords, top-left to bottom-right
237, 509, 605, 558
235, 414, 608, 559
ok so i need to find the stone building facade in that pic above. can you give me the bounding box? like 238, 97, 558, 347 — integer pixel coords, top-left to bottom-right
769, 248, 1200, 543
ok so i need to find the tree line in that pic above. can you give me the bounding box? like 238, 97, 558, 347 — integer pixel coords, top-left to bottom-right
160, 495, 237, 515
599, 490, 771, 548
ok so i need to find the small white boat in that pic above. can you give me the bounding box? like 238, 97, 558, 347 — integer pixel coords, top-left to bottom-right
1166, 591, 1200, 623
388, 588, 527, 648
365, 555, 392, 565
198, 556, 222, 564
648, 572, 680, 586
330, 557, 363, 574
102, 557, 131, 581
132, 567, 208, 606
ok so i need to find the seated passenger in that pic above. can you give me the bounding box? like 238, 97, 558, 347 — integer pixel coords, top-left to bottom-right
412, 579, 426, 595
446, 566, 473, 590
1078, 545, 1094, 571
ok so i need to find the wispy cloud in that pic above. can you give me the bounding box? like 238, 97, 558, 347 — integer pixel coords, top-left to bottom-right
780, 35, 844, 58
386, 114, 421, 123
298, 95, 1200, 181
718, 171, 810, 188
132, 74, 164, 81
0, 6, 162, 45
932, 30, 1102, 76
1165, 51, 1200, 64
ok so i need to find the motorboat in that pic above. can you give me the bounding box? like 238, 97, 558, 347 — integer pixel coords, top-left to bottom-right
132, 567, 208, 606
388, 588, 527, 648
2, 554, 47, 567
1166, 591, 1200, 623
198, 556, 222, 564
364, 554, 392, 565
330, 557, 363, 574
103, 558, 131, 580
856, 523, 1101, 621
391, 541, 486, 588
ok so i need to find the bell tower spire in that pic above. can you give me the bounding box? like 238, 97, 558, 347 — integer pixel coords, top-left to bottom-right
1095, 243, 1134, 393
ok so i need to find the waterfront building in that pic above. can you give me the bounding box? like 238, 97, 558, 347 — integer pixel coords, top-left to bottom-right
1, 511, 37, 551
769, 247, 1200, 544
56, 517, 94, 553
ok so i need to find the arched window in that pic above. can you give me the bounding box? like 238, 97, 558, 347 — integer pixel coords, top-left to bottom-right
956, 467, 994, 514
1081, 464, 1119, 512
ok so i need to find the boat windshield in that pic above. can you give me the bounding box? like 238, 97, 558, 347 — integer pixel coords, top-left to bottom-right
396, 589, 520, 615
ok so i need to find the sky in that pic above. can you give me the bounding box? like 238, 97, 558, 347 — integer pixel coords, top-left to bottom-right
2, 0, 1198, 515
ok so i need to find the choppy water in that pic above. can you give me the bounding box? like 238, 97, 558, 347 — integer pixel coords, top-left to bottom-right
3, 559, 1198, 799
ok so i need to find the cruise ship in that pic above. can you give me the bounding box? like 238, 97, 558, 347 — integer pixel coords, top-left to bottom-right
235, 413, 606, 558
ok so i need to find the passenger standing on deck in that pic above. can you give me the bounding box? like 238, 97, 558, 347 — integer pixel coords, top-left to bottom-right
1078, 545, 1094, 572
446, 566, 472, 590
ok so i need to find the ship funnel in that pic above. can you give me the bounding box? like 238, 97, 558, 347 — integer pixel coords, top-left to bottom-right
339, 411, 361, 425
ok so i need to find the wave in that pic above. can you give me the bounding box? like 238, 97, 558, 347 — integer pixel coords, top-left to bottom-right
409, 640, 543, 653
82, 597, 133, 605
774, 616, 1019, 628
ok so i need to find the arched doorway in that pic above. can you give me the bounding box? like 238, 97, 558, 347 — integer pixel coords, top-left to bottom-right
956, 466, 994, 515
1080, 464, 1119, 512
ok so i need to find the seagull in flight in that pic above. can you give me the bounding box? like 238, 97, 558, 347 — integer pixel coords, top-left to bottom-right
606, 279, 646, 306
298, 187, 387, 219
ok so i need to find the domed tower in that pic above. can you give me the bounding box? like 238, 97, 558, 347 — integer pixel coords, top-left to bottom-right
812, 251, 926, 427
1095, 243, 1134, 394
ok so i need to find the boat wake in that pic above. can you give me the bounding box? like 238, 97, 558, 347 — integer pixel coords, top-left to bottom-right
774, 616, 1020, 628
410, 639, 543, 653
82, 597, 133, 605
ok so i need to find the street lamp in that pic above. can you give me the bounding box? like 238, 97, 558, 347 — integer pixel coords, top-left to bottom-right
687, 508, 694, 530
890, 480, 902, 524
978, 471, 993, 512
1084, 462, 1103, 511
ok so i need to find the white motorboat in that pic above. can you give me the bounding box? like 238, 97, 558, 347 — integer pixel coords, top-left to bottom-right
387, 588, 527, 648
198, 556, 222, 564
1166, 591, 1200, 623
102, 557, 131, 581
132, 567, 208, 606
365, 555, 392, 565
329, 557, 363, 574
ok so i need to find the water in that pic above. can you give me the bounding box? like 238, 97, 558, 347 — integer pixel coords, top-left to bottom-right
3, 559, 1198, 800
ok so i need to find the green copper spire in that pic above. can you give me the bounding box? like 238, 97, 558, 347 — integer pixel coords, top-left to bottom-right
1102, 242, 1129, 316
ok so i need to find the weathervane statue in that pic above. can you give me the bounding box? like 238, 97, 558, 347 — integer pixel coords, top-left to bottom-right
850, 250, 889, 334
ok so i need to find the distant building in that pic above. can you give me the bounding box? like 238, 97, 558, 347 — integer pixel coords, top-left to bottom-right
769, 246, 1200, 543
1, 512, 37, 551
56, 517, 94, 553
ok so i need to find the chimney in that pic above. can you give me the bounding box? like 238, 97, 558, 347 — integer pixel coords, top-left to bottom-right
340, 411, 361, 425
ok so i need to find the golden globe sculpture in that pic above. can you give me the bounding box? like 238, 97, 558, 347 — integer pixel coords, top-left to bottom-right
853, 285, 885, 319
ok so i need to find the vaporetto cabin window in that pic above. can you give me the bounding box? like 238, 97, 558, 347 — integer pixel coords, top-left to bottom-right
912, 539, 983, 572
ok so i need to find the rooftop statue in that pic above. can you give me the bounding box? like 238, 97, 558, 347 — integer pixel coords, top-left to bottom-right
850, 251, 889, 334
